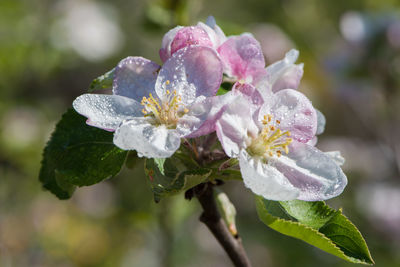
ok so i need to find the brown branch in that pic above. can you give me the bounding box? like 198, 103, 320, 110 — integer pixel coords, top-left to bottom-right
195, 183, 252, 267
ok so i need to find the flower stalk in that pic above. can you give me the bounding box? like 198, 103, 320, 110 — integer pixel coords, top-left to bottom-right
195, 183, 252, 267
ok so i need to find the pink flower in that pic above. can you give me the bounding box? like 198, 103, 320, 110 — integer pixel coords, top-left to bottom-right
218, 33, 267, 84
215, 89, 347, 201
73, 46, 223, 158
159, 16, 226, 62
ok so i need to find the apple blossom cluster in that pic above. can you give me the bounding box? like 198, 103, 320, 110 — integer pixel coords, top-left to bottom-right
73, 16, 347, 201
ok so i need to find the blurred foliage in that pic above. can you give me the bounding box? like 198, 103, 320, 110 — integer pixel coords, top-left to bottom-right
1, 0, 400, 266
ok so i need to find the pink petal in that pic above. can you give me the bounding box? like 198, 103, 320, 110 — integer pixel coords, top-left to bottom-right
183, 93, 236, 138
155, 46, 223, 104
113, 57, 160, 102
232, 82, 264, 107
217, 34, 265, 81
170, 26, 214, 56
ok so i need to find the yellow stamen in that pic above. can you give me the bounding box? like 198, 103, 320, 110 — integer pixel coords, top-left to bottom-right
141, 89, 188, 128
247, 114, 293, 158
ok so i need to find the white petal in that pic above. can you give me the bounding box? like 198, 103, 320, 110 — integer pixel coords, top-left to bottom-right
215, 94, 259, 157
239, 150, 300, 201
197, 22, 219, 48
113, 119, 181, 158
271, 142, 348, 201
266, 49, 304, 92
112, 57, 160, 102
205, 16, 227, 45
73, 94, 142, 131
325, 151, 345, 166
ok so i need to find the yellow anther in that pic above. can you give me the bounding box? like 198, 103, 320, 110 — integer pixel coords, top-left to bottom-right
247, 113, 293, 159
166, 80, 170, 85
140, 89, 188, 128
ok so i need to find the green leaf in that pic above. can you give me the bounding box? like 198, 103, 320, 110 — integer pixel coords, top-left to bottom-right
39, 109, 127, 199
217, 87, 229, 96
256, 197, 374, 265
88, 68, 115, 92
145, 157, 211, 202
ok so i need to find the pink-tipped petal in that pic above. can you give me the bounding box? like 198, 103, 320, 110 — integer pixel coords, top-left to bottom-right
266, 49, 304, 92
170, 26, 214, 56
239, 150, 300, 201
271, 142, 347, 201
160, 26, 183, 62
218, 34, 265, 81
113, 119, 181, 158
155, 46, 223, 104
113, 57, 160, 102
260, 89, 317, 143
73, 94, 142, 131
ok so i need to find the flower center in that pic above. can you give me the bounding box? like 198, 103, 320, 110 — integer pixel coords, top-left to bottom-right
141, 80, 189, 128
247, 114, 293, 158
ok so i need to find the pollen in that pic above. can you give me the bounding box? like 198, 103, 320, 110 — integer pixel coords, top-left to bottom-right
141, 89, 188, 128
248, 114, 293, 158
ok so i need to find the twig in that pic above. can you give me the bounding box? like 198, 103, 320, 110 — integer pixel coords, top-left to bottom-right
195, 183, 252, 267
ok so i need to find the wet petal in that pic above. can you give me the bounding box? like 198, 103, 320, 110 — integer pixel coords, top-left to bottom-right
215, 95, 259, 157
218, 34, 265, 81
325, 151, 345, 166
73, 94, 142, 131
170, 26, 214, 56
113, 119, 181, 158
260, 89, 317, 143
113, 57, 160, 102
155, 46, 223, 104
266, 49, 304, 92
239, 150, 300, 201
271, 142, 348, 201
159, 26, 183, 62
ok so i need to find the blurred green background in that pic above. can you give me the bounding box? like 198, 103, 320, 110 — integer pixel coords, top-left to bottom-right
1, 0, 400, 266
